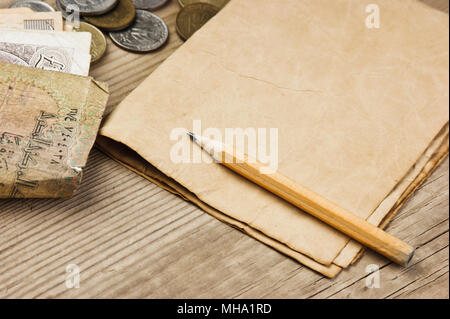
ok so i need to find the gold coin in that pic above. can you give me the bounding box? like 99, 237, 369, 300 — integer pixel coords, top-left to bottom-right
177, 0, 229, 9
84, 0, 136, 32
176, 3, 219, 41
74, 22, 107, 64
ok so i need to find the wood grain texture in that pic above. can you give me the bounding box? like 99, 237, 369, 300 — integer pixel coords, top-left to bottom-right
0, 0, 448, 298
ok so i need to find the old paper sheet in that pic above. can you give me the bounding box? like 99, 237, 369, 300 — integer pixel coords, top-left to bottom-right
97, 128, 448, 278
100, 0, 449, 276
0, 62, 109, 198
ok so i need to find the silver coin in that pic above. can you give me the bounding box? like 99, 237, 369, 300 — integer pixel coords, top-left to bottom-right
9, 0, 55, 12
131, 0, 168, 10
109, 10, 169, 53
55, 0, 84, 21
58, 0, 118, 16
55, 0, 68, 18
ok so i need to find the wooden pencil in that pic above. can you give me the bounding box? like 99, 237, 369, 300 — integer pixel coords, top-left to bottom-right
188, 132, 415, 267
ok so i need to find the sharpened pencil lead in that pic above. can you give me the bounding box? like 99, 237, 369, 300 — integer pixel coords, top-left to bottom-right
186, 131, 196, 141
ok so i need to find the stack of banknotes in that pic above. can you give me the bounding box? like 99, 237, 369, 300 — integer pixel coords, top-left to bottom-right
0, 7, 92, 76
0, 6, 109, 199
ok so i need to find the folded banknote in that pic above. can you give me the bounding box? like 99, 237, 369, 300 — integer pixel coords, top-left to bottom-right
0, 62, 109, 198
0, 30, 91, 76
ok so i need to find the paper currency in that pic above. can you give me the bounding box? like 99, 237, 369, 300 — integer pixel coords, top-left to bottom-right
0, 30, 92, 76
0, 62, 109, 198
0, 11, 63, 31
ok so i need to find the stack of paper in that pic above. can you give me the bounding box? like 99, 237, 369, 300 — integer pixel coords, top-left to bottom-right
99, 0, 448, 276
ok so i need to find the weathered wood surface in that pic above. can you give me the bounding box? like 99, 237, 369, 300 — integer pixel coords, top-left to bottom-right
0, 0, 448, 299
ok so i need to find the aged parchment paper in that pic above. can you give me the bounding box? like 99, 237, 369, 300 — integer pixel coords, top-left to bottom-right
99, 0, 449, 276
0, 62, 109, 198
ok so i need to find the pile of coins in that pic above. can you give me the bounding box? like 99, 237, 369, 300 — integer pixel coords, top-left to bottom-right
8, 0, 230, 64
56, 0, 170, 56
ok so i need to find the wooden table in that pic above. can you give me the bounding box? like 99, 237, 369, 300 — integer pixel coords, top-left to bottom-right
0, 0, 448, 299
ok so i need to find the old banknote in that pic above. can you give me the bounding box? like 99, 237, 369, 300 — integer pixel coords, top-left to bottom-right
0, 62, 109, 198
0, 30, 92, 76
0, 11, 63, 31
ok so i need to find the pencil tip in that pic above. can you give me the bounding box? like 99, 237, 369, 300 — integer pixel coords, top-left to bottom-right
187, 131, 196, 141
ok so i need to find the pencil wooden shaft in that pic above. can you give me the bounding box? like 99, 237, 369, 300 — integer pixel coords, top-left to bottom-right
218, 149, 415, 266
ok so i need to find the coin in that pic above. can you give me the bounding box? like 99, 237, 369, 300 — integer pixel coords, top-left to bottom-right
131, 0, 168, 10
9, 0, 55, 12
55, 0, 67, 19
176, 3, 219, 41
55, 0, 74, 19
83, 0, 136, 32
177, 0, 229, 9
59, 0, 118, 16
109, 10, 168, 52
74, 22, 107, 63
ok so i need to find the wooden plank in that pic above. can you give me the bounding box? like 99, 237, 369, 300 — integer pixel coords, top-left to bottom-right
0, 0, 448, 299
0, 154, 446, 298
